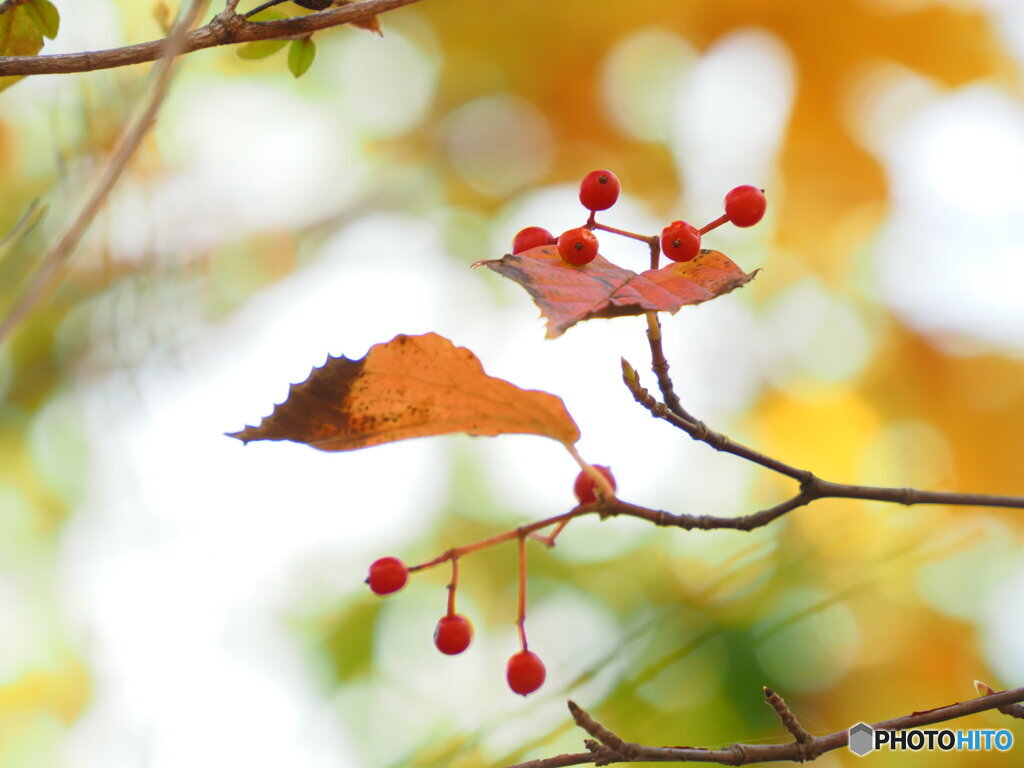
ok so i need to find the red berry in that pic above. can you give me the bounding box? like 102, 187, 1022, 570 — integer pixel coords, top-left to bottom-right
434, 614, 473, 655
512, 226, 556, 255
724, 185, 767, 227
366, 556, 409, 595
578, 169, 620, 211
506, 650, 546, 696
660, 220, 701, 262
557, 227, 599, 266
573, 465, 616, 504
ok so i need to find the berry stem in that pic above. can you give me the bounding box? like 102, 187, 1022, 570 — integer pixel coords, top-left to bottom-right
698, 213, 729, 235
589, 221, 659, 248
648, 235, 659, 271
565, 443, 616, 501
516, 532, 529, 651
407, 508, 586, 573
530, 518, 571, 547
445, 555, 459, 616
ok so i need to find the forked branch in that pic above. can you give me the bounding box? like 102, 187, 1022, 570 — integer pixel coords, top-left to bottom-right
621, 359, 1024, 523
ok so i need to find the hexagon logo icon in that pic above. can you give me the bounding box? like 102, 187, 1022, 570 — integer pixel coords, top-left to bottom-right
849, 723, 875, 756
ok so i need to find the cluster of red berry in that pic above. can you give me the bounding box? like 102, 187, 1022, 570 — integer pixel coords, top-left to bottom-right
365, 466, 617, 696
512, 170, 767, 266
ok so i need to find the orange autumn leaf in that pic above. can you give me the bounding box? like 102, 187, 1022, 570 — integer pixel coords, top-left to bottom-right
476, 246, 757, 338
228, 333, 580, 450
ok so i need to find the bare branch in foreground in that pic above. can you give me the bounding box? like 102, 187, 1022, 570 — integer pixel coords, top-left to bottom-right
0, 0, 423, 77
508, 686, 1024, 768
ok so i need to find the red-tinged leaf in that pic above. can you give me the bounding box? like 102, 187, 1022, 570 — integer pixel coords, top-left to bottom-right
475, 246, 758, 338
228, 333, 581, 450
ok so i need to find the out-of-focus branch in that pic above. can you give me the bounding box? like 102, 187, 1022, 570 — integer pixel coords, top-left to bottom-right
509, 686, 1024, 768
0, 0, 208, 345
0, 0, 423, 77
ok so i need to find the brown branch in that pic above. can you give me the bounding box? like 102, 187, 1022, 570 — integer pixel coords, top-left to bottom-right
629, 234, 700, 424
622, 358, 811, 482
0, 0, 208, 346
0, 0, 423, 77
977, 680, 1024, 720
764, 688, 816, 761
620, 359, 1024, 518
645, 311, 700, 423
568, 701, 638, 761
509, 686, 1024, 768
600, 493, 811, 532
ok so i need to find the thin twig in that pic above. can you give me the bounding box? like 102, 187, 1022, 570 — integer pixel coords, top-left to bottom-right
976, 680, 1024, 720
607, 361, 1024, 531
0, 0, 423, 77
510, 686, 1024, 768
0, 0, 208, 346
623, 359, 811, 482
644, 312, 696, 422
764, 688, 817, 761
568, 701, 637, 761
600, 493, 814, 532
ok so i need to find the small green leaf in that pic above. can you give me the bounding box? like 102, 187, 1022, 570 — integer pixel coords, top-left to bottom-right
237, 39, 288, 60
26, 0, 59, 40
0, 5, 44, 94
287, 37, 316, 78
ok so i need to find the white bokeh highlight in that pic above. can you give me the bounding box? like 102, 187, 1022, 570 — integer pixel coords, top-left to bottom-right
867, 86, 1024, 351
671, 29, 796, 219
